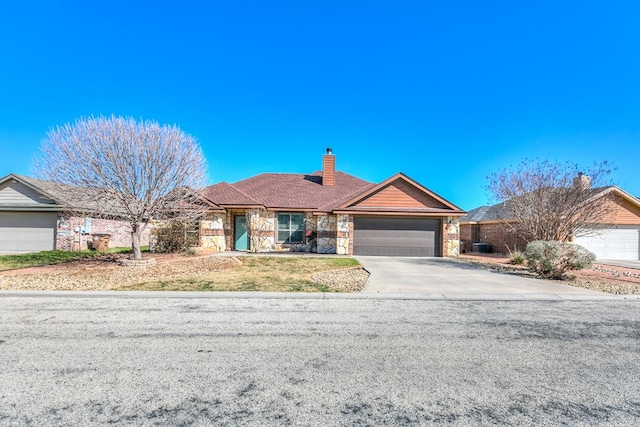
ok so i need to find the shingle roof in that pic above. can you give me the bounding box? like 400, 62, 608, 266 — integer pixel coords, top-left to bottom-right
202, 171, 374, 211
460, 186, 619, 222
12, 174, 62, 201
201, 182, 260, 206
460, 204, 509, 222
8, 174, 127, 215
7, 174, 221, 216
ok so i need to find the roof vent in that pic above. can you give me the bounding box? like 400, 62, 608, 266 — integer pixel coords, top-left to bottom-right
326, 147, 333, 154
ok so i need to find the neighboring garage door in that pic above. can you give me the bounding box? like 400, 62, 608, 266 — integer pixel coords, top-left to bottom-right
0, 212, 57, 254
353, 217, 441, 256
573, 226, 640, 260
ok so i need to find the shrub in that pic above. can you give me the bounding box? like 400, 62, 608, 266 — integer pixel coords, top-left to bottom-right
154, 221, 199, 253
183, 247, 197, 256
524, 240, 595, 279
507, 248, 526, 265
510, 251, 526, 265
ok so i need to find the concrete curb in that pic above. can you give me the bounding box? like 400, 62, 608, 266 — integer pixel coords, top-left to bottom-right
0, 290, 638, 301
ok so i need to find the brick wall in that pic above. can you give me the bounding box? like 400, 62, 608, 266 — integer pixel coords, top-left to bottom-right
56, 214, 150, 251
460, 222, 528, 254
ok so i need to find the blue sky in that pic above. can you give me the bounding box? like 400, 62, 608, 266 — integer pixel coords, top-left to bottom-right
1, 1, 638, 210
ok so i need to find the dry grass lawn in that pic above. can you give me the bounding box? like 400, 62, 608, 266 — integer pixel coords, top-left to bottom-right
0, 248, 138, 271
120, 256, 361, 292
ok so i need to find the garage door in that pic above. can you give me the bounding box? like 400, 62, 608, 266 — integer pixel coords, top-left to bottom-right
353, 217, 441, 256
0, 212, 57, 254
573, 226, 639, 260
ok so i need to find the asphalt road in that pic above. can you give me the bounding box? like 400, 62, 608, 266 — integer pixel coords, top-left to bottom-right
1, 296, 639, 426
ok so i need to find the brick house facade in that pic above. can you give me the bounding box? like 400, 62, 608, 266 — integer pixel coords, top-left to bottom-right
461, 185, 640, 258
459, 221, 527, 254
0, 173, 151, 253
56, 214, 150, 251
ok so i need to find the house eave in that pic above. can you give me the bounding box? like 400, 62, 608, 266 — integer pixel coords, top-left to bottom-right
460, 219, 514, 225
331, 210, 466, 217
0, 206, 63, 212
217, 204, 266, 209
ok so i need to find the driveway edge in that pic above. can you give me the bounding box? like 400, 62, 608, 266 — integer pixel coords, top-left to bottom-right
0, 290, 638, 301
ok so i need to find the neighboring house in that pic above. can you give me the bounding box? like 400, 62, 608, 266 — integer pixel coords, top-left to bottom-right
0, 174, 150, 254
193, 149, 466, 257
460, 184, 640, 260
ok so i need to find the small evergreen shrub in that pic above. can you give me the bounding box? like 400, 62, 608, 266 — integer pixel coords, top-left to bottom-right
525, 240, 595, 279
183, 247, 198, 256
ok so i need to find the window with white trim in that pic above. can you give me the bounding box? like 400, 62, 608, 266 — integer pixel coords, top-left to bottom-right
277, 213, 304, 243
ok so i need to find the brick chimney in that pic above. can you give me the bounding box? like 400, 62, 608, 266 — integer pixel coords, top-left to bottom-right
573, 172, 591, 190
322, 147, 335, 186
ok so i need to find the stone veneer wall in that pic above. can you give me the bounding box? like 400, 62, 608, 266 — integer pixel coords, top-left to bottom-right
247, 209, 276, 252
199, 213, 226, 252
213, 209, 277, 252
443, 216, 460, 257
316, 214, 337, 254
57, 214, 150, 251
336, 214, 350, 255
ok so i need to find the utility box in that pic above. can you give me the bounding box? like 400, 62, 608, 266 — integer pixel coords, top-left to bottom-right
472, 243, 489, 253
92, 234, 111, 252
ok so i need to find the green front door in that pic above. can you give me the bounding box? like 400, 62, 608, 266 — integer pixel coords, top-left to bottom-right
234, 216, 249, 251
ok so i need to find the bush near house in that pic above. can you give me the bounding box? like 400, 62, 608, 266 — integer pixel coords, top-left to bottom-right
153, 221, 200, 253
525, 240, 596, 279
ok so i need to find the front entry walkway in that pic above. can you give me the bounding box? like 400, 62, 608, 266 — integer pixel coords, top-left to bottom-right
355, 257, 615, 299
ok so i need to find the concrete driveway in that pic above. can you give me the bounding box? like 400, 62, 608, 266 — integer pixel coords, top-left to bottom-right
355, 256, 611, 299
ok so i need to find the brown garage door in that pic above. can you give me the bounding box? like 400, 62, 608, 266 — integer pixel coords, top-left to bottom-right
353, 217, 441, 256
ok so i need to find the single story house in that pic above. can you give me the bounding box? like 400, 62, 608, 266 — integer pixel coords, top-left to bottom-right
0, 174, 150, 254
192, 149, 466, 257
2, 149, 465, 257
460, 184, 640, 260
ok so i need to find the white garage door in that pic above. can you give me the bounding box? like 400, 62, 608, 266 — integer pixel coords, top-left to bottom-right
0, 212, 57, 254
573, 226, 640, 260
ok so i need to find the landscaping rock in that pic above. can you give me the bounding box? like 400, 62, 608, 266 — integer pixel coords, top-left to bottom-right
311, 267, 370, 292
459, 254, 640, 295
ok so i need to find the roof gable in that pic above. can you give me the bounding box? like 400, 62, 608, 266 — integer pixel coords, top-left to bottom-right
338, 173, 464, 213
596, 187, 640, 224
0, 174, 61, 209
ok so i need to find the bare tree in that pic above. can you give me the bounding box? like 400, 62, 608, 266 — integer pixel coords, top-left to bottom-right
486, 158, 617, 242
34, 115, 208, 260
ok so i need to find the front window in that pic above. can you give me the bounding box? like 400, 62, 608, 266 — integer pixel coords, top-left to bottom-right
278, 213, 304, 243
